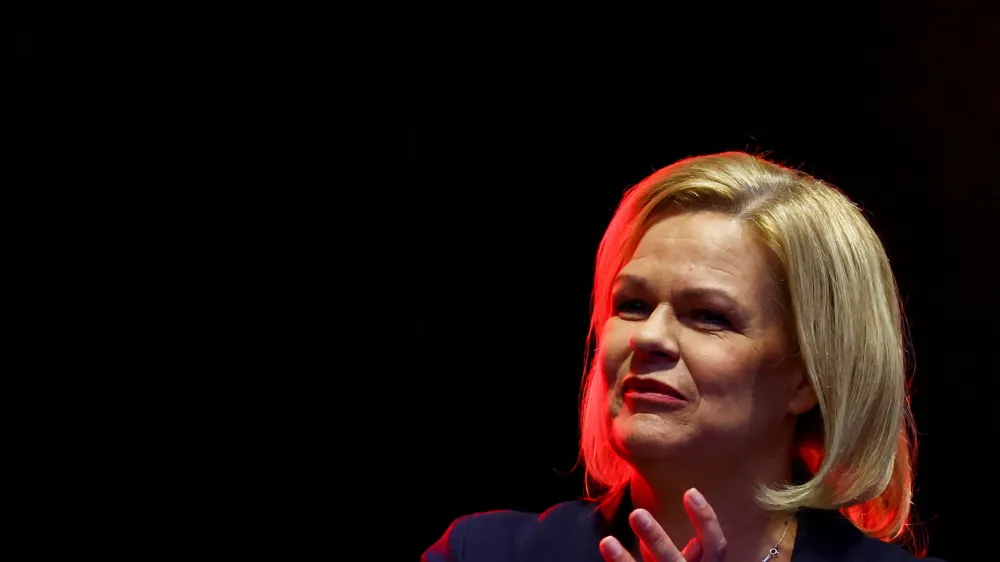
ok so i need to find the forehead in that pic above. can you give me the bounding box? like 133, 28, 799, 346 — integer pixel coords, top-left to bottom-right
620, 211, 774, 288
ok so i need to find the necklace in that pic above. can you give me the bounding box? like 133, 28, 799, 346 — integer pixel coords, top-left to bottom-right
760, 519, 792, 562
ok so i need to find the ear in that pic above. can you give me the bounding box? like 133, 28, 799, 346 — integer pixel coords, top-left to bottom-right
787, 369, 818, 415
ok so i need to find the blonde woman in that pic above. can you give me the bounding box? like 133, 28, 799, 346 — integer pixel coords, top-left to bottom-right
424, 152, 944, 562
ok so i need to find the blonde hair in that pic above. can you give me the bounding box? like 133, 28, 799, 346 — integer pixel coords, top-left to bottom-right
578, 152, 917, 543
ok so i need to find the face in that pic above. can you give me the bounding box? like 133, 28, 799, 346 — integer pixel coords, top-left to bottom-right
601, 210, 815, 466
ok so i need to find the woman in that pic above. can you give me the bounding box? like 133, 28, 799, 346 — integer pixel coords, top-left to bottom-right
423, 152, 944, 561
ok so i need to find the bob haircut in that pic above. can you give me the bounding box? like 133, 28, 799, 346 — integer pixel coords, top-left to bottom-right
579, 152, 917, 542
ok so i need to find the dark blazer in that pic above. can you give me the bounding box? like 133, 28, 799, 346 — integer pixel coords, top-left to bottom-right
423, 494, 945, 562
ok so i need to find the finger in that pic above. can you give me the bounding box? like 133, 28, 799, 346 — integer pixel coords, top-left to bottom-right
629, 508, 685, 562
680, 537, 702, 562
683, 489, 727, 562
599, 536, 636, 562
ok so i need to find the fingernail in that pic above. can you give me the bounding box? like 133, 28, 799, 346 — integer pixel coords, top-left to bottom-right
601, 537, 624, 557
689, 488, 706, 507
635, 509, 654, 529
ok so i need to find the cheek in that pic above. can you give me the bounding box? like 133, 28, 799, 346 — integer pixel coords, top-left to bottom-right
686, 342, 762, 402
599, 320, 632, 417
599, 319, 632, 382
688, 345, 797, 434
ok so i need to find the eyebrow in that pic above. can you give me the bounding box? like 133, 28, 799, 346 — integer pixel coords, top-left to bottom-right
612, 273, 742, 306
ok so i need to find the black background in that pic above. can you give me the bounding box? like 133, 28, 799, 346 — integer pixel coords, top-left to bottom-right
18, 3, 999, 560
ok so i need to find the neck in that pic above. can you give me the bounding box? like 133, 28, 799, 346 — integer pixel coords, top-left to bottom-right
625, 451, 797, 561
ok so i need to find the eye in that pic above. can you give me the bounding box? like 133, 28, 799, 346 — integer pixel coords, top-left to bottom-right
691, 309, 733, 330
614, 298, 652, 320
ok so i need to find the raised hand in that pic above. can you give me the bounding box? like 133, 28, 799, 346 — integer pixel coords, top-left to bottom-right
598, 488, 726, 562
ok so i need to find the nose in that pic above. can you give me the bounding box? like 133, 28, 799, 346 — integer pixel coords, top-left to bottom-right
629, 304, 680, 361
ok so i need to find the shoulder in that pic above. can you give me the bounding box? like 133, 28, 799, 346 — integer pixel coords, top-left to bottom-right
796, 508, 947, 562
421, 500, 602, 562
853, 538, 946, 562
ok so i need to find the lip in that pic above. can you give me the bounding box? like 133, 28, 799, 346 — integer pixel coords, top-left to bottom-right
622, 377, 687, 408
622, 377, 685, 399
624, 390, 686, 408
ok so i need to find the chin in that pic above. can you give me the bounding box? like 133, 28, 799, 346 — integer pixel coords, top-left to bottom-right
609, 411, 688, 460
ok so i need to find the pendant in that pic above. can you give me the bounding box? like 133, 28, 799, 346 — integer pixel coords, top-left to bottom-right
761, 547, 780, 562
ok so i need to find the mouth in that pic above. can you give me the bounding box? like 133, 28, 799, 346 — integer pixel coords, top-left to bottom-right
621, 377, 687, 403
